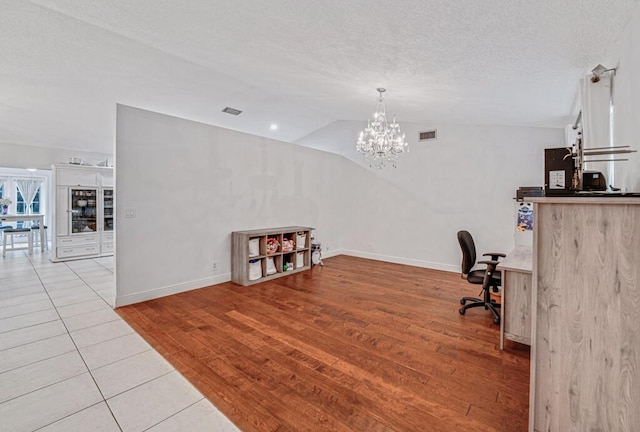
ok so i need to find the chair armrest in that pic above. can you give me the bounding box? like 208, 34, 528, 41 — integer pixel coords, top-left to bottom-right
478, 259, 500, 268
483, 252, 506, 259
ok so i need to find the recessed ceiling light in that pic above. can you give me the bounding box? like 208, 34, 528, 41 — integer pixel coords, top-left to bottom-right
26, 168, 37, 172
270, 124, 278, 131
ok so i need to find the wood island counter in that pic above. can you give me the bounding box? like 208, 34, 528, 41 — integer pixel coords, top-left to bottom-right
528, 197, 640, 432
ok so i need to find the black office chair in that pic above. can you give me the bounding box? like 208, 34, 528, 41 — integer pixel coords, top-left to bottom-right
457, 230, 505, 325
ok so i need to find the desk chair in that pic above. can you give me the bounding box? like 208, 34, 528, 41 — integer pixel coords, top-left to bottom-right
457, 230, 505, 325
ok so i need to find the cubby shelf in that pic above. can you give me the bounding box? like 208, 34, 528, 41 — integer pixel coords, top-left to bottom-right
231, 226, 313, 286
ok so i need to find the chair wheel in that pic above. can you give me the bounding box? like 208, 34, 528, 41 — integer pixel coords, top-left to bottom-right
493, 316, 500, 325
484, 305, 489, 310
460, 299, 466, 305
459, 308, 466, 315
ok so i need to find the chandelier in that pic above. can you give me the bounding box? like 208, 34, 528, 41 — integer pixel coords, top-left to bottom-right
356, 88, 408, 168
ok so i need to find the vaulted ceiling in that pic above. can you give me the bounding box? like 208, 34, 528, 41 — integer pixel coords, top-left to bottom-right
1, 0, 638, 153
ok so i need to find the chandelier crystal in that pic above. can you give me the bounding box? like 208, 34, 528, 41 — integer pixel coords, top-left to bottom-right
356, 88, 408, 169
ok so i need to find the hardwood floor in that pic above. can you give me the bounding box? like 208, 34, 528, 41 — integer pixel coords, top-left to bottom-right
117, 256, 530, 432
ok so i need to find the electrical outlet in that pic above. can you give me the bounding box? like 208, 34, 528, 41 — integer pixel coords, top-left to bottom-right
124, 209, 136, 218
212, 261, 218, 271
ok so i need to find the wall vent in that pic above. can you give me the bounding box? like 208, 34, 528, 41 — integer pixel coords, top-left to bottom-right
222, 107, 243, 116
419, 129, 437, 141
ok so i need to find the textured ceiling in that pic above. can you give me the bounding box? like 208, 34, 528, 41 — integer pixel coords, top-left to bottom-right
1, 0, 638, 153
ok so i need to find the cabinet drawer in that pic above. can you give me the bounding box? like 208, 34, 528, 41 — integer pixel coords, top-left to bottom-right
57, 235, 99, 246
102, 243, 114, 254
57, 245, 100, 258
102, 233, 114, 242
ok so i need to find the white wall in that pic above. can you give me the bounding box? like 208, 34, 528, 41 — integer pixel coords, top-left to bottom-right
0, 142, 112, 170
116, 105, 562, 306
610, 2, 640, 191
298, 121, 563, 271
115, 105, 346, 306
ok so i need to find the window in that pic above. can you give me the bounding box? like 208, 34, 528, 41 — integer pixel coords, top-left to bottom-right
15, 186, 41, 214
32, 188, 41, 213
16, 189, 25, 214
0, 172, 48, 217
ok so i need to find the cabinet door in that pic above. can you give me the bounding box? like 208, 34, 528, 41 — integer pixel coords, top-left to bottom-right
102, 188, 114, 232
70, 187, 98, 234
504, 271, 532, 345
56, 186, 69, 236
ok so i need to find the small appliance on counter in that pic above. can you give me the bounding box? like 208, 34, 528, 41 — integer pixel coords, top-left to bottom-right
516, 186, 544, 201
544, 137, 636, 197
544, 147, 576, 196
581, 171, 607, 191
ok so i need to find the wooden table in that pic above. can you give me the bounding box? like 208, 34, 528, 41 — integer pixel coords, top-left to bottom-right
0, 214, 46, 252
498, 245, 532, 350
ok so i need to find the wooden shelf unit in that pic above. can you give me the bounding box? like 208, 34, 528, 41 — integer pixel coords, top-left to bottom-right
232, 226, 312, 286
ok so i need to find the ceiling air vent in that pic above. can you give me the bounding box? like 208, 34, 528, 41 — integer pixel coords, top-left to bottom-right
222, 107, 243, 116
419, 129, 437, 141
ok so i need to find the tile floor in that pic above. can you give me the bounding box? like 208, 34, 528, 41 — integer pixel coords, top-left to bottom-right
0, 247, 240, 432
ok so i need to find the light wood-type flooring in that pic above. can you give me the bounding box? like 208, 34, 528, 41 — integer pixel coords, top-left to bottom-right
117, 255, 530, 432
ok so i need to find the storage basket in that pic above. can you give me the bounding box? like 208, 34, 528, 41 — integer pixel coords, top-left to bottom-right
248, 238, 260, 257
266, 257, 277, 275
248, 260, 262, 280
296, 232, 306, 248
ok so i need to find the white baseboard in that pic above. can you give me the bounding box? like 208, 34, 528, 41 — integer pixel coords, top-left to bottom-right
336, 249, 459, 273
321, 248, 343, 259
115, 250, 457, 307
115, 272, 231, 307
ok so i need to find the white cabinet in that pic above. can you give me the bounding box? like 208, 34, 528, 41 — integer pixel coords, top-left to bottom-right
51, 164, 115, 262
102, 170, 114, 187
57, 169, 98, 187
55, 186, 69, 237
101, 188, 114, 252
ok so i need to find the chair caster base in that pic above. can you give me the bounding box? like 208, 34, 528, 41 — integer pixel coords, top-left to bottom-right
458, 299, 501, 325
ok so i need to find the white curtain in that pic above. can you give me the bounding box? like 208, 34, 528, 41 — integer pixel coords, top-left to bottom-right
579, 73, 614, 183
580, 74, 612, 148
15, 179, 42, 214
0, 176, 7, 197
